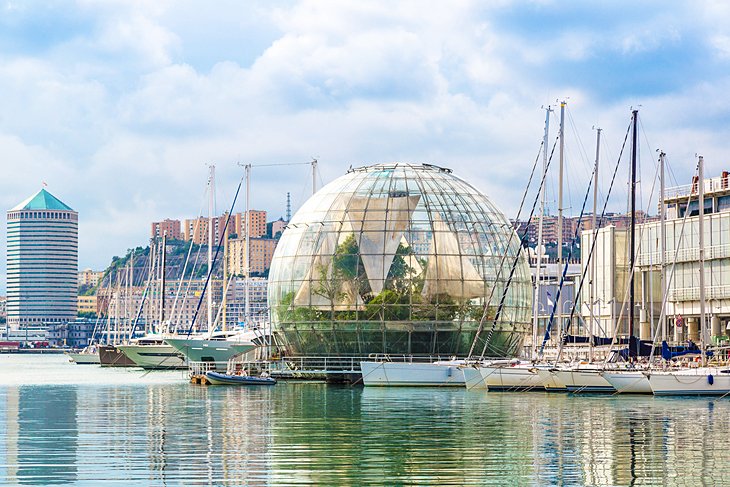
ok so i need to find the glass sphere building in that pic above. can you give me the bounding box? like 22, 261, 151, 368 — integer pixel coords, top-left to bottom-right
268, 163, 532, 357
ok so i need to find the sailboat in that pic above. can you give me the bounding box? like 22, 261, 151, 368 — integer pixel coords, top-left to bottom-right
467, 103, 565, 393
99, 263, 137, 367
539, 109, 654, 394
645, 155, 730, 395
115, 234, 187, 370
165, 164, 263, 369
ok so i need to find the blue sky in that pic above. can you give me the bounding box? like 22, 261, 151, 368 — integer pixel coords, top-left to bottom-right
2, 0, 730, 292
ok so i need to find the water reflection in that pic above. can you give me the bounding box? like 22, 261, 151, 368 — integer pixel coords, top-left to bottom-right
2, 386, 77, 485
2, 377, 730, 485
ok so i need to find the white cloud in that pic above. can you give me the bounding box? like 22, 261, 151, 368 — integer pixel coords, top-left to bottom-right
2, 0, 730, 292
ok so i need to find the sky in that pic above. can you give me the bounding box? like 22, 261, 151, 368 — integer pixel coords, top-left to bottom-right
3, 0, 730, 292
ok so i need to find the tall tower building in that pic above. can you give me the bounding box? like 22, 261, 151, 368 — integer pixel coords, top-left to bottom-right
6, 189, 78, 331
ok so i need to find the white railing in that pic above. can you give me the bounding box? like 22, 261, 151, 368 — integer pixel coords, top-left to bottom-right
637, 244, 730, 267
665, 175, 730, 200
669, 285, 730, 302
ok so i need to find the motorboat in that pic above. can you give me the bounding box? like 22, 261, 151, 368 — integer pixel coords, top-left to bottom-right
165, 328, 263, 370
205, 371, 276, 386
116, 335, 187, 370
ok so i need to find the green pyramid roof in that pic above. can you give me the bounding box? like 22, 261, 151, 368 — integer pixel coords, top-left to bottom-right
10, 189, 74, 212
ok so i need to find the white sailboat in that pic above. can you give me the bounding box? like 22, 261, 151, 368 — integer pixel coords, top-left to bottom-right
117, 235, 188, 370
646, 155, 726, 395
360, 359, 467, 387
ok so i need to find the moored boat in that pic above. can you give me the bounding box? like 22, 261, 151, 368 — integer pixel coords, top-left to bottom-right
98, 344, 137, 367
552, 366, 615, 393
205, 371, 276, 386
67, 348, 101, 365
360, 360, 466, 387
647, 367, 730, 396
600, 369, 652, 394
117, 336, 186, 370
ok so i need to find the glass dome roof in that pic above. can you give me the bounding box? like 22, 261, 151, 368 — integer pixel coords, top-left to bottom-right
268, 163, 532, 357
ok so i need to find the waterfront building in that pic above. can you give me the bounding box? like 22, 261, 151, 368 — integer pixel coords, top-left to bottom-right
636, 172, 730, 343
6, 189, 78, 332
77, 268, 102, 287
227, 237, 278, 276
225, 277, 268, 327
77, 295, 97, 315
269, 218, 287, 239
581, 170, 730, 344
151, 219, 182, 240
268, 163, 532, 357
579, 226, 636, 340
183, 210, 267, 245
47, 318, 97, 347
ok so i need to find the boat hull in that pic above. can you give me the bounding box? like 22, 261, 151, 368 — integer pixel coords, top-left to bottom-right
360, 361, 466, 387
479, 365, 545, 392
648, 369, 730, 396
601, 371, 652, 394
205, 371, 276, 385
535, 369, 567, 392
462, 366, 487, 390
165, 338, 256, 369
554, 369, 615, 393
67, 352, 100, 365
117, 344, 186, 370
98, 345, 137, 367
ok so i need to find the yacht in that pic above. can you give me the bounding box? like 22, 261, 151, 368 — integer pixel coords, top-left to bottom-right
116, 335, 187, 370
165, 328, 264, 370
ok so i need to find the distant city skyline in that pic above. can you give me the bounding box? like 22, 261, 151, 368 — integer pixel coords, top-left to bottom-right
3, 1, 730, 293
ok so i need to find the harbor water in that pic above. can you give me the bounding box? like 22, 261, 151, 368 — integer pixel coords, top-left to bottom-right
1, 355, 729, 485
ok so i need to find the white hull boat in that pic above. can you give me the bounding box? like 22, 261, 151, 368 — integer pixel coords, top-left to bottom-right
479, 363, 545, 392
461, 365, 487, 390
648, 367, 730, 396
67, 351, 101, 365
535, 368, 567, 392
553, 367, 615, 393
360, 361, 466, 387
117, 343, 186, 370
601, 370, 652, 394
165, 336, 258, 369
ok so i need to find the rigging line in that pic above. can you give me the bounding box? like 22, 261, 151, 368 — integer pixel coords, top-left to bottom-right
648, 162, 701, 361
564, 120, 663, 364
184, 176, 244, 337
540, 117, 632, 359
602, 140, 667, 363
169, 182, 209, 329
476, 134, 560, 359
611, 161, 699, 364
249, 161, 316, 168
466, 134, 551, 358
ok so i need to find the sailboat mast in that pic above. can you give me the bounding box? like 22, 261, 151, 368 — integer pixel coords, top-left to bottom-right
312, 159, 317, 195
590, 127, 601, 362
245, 164, 251, 325
159, 234, 166, 332
223, 221, 228, 332
659, 151, 667, 342
629, 110, 638, 345
532, 106, 551, 358
208, 164, 215, 332
698, 155, 707, 366
557, 101, 565, 341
